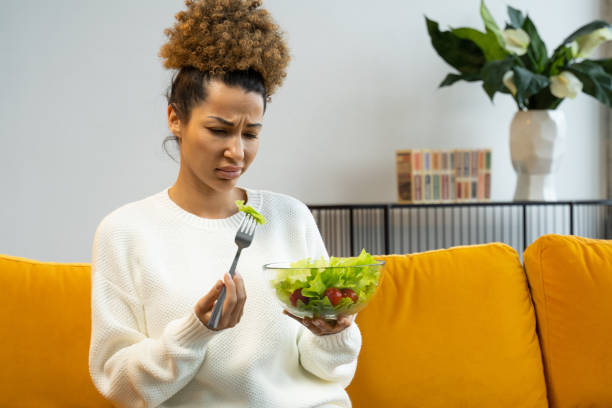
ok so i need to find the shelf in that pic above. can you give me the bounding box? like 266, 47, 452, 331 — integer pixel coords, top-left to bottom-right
307, 201, 612, 257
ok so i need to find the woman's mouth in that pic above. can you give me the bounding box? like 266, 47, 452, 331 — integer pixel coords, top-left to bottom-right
216, 167, 242, 180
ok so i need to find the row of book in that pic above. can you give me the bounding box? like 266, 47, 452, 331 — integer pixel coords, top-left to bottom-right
395, 149, 492, 203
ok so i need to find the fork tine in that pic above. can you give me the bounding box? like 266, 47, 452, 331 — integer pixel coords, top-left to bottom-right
245, 215, 257, 236
238, 213, 252, 230
240, 214, 257, 235
249, 218, 257, 236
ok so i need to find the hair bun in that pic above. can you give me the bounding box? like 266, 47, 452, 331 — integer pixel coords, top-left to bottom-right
159, 0, 290, 96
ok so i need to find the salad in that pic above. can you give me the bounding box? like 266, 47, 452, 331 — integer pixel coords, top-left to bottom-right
267, 249, 384, 319
235, 200, 266, 225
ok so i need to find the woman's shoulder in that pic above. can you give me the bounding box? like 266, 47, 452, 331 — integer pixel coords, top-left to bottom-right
252, 189, 311, 217
94, 190, 166, 238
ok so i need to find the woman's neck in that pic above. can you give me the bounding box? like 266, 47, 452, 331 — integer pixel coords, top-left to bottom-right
168, 177, 246, 220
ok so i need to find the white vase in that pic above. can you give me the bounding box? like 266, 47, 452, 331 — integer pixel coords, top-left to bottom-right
509, 110, 566, 201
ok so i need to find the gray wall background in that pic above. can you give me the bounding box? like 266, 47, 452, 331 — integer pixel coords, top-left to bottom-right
1, 0, 607, 262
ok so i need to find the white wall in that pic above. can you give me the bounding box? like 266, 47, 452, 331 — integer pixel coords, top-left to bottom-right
0, 0, 606, 262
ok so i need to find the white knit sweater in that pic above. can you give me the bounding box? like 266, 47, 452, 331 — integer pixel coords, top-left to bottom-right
88, 187, 361, 408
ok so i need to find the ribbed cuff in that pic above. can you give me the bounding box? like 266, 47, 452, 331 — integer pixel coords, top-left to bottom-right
312, 322, 361, 351
167, 311, 216, 349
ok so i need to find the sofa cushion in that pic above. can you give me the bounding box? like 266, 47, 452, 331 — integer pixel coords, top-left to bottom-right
347, 243, 548, 407
0, 255, 112, 407
524, 234, 612, 408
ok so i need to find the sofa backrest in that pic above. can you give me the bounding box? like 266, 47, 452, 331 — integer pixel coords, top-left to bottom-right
13, 236, 609, 408
524, 234, 612, 408
347, 243, 548, 407
0, 255, 112, 407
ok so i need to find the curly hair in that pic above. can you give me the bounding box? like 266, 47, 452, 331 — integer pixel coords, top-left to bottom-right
159, 0, 290, 96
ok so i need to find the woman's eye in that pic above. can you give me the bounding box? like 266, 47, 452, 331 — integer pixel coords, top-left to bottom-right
244, 133, 258, 139
209, 128, 227, 135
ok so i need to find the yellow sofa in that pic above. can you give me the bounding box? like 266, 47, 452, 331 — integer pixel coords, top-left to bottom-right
1, 234, 611, 407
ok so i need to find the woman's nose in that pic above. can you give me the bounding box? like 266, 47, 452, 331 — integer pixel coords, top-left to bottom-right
224, 134, 245, 161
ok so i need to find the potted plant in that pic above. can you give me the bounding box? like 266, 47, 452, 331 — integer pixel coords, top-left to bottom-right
426, 1, 612, 200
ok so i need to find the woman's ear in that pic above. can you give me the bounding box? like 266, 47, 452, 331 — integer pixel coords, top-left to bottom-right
167, 104, 182, 139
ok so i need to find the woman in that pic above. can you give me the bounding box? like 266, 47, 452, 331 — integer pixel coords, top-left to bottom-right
88, 1, 361, 407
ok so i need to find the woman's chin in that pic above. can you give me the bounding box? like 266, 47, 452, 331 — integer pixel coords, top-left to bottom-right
212, 177, 240, 191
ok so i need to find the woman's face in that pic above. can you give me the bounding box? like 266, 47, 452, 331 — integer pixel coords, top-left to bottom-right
169, 79, 265, 194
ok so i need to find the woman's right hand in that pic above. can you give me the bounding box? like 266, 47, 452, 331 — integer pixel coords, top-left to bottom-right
194, 272, 247, 330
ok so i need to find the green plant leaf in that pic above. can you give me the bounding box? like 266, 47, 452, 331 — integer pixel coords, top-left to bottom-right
481, 57, 515, 100
512, 66, 550, 109
452, 27, 507, 61
547, 44, 574, 76
426, 17, 486, 74
567, 60, 612, 108
507, 6, 525, 29
522, 16, 548, 73
560, 20, 611, 46
549, 21, 610, 67
589, 58, 612, 74
439, 72, 481, 87
480, 0, 504, 47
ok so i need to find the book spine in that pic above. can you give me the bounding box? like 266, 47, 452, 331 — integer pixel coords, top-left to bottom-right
432, 150, 441, 202
441, 150, 449, 202
462, 150, 471, 203
484, 149, 492, 201
477, 149, 485, 201
454, 149, 462, 202
449, 150, 456, 202
396, 150, 413, 203
471, 150, 478, 202
423, 149, 432, 203
413, 149, 423, 203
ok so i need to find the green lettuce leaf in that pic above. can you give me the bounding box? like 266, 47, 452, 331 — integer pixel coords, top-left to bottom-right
235, 200, 266, 224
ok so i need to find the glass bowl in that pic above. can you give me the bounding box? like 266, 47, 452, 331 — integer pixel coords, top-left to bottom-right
262, 260, 385, 319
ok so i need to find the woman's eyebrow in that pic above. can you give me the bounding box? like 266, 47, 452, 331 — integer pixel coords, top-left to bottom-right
208, 115, 262, 128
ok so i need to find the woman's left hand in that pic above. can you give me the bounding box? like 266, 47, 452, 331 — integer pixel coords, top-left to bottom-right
283, 310, 354, 336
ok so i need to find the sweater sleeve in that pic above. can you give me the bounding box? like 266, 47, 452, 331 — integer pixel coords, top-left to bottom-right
296, 203, 362, 387
297, 323, 362, 387
88, 218, 215, 408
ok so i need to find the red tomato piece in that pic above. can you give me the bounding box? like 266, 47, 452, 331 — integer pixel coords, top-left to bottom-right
290, 288, 309, 307
341, 288, 358, 303
324, 287, 343, 306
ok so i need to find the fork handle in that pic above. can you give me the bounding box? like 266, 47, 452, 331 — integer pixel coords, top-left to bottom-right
208, 248, 242, 329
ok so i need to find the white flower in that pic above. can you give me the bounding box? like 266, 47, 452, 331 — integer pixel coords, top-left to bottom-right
575, 27, 612, 58
550, 71, 583, 99
502, 29, 530, 56
503, 70, 517, 95
567, 41, 579, 58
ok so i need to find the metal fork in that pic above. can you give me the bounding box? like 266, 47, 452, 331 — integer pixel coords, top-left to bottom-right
208, 214, 258, 329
